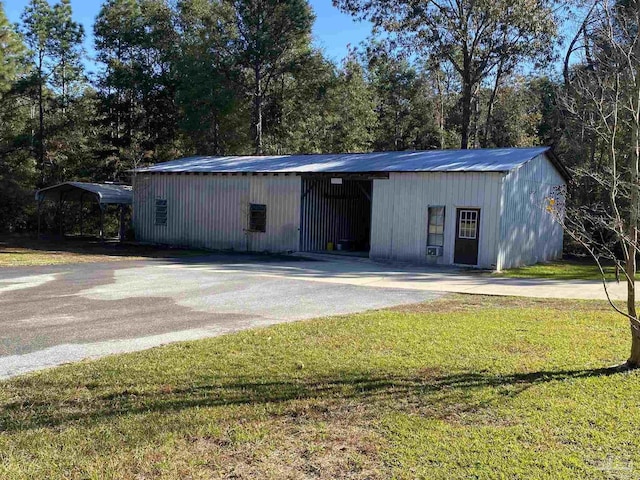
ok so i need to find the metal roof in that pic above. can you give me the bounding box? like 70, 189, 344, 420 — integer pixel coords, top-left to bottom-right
133, 147, 565, 178
36, 182, 133, 205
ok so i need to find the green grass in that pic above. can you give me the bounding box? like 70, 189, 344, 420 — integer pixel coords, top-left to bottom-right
0, 295, 637, 479
496, 258, 622, 281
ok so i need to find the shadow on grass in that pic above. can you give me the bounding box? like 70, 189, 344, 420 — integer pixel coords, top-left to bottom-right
0, 234, 317, 264
0, 365, 629, 433
0, 234, 207, 260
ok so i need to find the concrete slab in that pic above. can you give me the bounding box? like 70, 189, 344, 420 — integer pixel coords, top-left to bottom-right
192, 253, 626, 301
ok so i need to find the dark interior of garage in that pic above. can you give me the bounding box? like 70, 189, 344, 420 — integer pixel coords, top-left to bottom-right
300, 176, 372, 254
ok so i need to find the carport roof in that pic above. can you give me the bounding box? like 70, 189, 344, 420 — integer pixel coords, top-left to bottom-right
133, 146, 568, 180
36, 182, 133, 205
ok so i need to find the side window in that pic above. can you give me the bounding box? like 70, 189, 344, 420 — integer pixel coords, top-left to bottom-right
155, 199, 167, 226
249, 203, 266, 232
427, 206, 445, 246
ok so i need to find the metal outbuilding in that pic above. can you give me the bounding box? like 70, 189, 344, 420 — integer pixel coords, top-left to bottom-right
133, 147, 568, 270
35, 182, 133, 239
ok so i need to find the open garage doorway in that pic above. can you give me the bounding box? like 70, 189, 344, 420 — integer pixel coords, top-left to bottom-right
300, 175, 373, 256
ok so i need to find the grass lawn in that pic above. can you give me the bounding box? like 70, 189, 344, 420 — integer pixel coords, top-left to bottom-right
496, 258, 622, 281
0, 235, 205, 267
0, 295, 637, 479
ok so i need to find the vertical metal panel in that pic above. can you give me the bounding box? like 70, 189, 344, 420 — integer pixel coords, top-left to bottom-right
247, 174, 301, 252
300, 178, 372, 251
497, 154, 565, 270
370, 171, 503, 268
133, 173, 301, 252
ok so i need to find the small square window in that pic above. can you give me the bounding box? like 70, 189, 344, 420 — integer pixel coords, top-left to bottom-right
249, 203, 266, 232
427, 206, 445, 247
458, 210, 478, 239
155, 199, 167, 226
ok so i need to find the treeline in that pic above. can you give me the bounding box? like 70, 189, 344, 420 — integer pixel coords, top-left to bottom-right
0, 0, 587, 231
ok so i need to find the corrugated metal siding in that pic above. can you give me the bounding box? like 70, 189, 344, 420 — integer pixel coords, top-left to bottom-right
133, 173, 301, 252
300, 179, 372, 251
247, 174, 301, 252
497, 154, 565, 270
370, 172, 503, 268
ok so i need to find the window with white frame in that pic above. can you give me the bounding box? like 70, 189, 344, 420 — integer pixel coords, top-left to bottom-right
458, 210, 478, 239
427, 206, 445, 246
155, 199, 167, 226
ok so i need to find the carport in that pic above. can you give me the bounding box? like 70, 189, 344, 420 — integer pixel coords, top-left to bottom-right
35, 182, 132, 240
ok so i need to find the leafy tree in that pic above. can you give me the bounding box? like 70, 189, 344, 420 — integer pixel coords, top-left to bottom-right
228, 0, 314, 154
175, 0, 248, 155
50, 0, 84, 111
267, 50, 338, 153
19, 0, 84, 185
480, 75, 545, 148
334, 0, 558, 149
94, 0, 181, 177
0, 1, 34, 231
20, 0, 55, 184
326, 54, 376, 152
0, 2, 26, 92
527, 76, 565, 149
363, 41, 441, 150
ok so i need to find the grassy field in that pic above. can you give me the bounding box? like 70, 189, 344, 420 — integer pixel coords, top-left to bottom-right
0, 235, 204, 267
0, 295, 637, 479
496, 258, 621, 281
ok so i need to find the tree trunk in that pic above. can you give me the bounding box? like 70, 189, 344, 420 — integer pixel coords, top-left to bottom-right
628, 75, 640, 367
38, 56, 45, 187
460, 56, 472, 150
212, 114, 220, 155
61, 58, 67, 115
394, 110, 400, 150
253, 66, 263, 155
472, 89, 480, 148
439, 81, 445, 148
483, 65, 504, 148
630, 323, 640, 366
626, 250, 639, 366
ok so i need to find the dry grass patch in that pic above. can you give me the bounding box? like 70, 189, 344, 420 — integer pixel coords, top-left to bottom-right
0, 235, 205, 267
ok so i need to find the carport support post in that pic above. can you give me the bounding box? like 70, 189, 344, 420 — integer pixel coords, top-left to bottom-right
79, 192, 84, 236
118, 205, 125, 241
99, 204, 105, 240
58, 192, 65, 238
37, 198, 43, 239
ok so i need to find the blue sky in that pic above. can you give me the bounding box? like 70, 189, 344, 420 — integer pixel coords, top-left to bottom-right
5, 0, 373, 73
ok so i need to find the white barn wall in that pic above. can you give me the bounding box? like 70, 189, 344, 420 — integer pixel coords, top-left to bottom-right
370, 172, 503, 268
247, 174, 301, 252
497, 154, 565, 270
134, 173, 301, 252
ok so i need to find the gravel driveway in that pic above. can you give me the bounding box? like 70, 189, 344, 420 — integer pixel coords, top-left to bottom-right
0, 254, 440, 379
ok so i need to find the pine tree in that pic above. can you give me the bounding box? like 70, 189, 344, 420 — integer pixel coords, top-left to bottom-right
20, 0, 84, 185
95, 0, 180, 176
229, 0, 314, 154
327, 54, 376, 153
